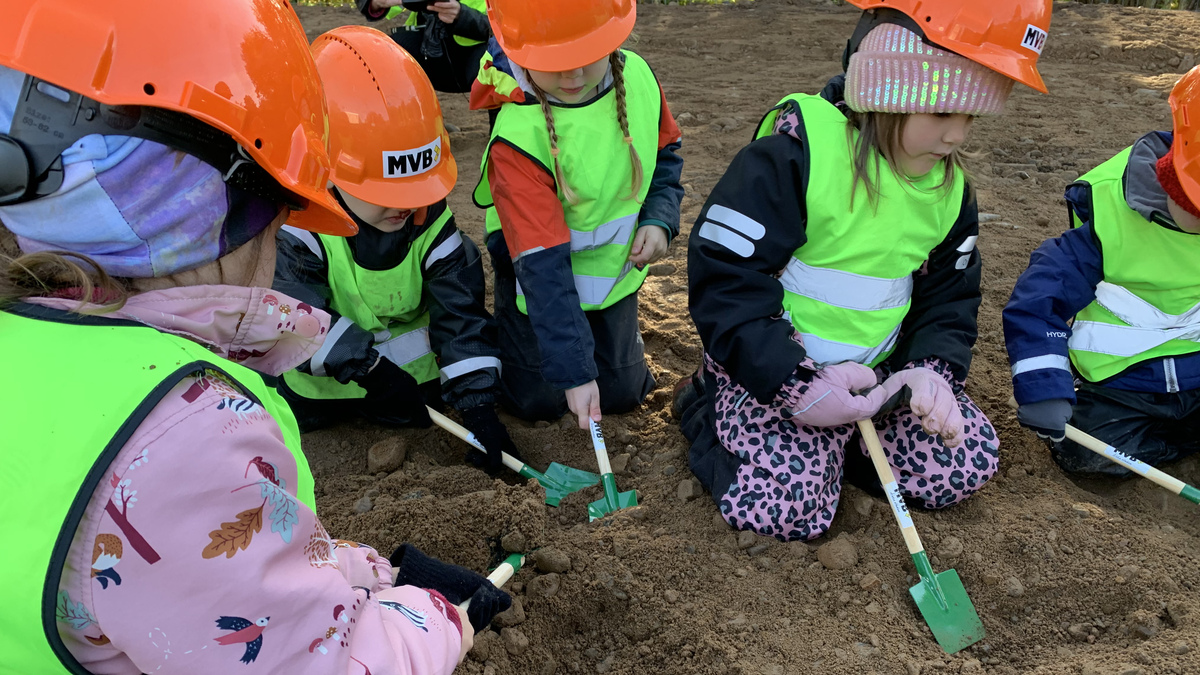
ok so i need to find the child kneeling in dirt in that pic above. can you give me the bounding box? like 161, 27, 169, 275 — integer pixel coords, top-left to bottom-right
469, 0, 685, 429
275, 27, 521, 473
1005, 66, 1200, 476
677, 0, 1052, 541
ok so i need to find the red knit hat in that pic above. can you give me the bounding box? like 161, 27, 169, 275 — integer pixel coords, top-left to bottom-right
1157, 148, 1200, 219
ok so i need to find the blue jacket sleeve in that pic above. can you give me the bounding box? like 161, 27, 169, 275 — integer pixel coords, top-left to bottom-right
1003, 192, 1104, 405
638, 139, 684, 241
512, 244, 599, 390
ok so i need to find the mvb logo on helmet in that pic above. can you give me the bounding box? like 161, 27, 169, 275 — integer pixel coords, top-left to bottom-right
383, 137, 442, 178
1020, 24, 1047, 54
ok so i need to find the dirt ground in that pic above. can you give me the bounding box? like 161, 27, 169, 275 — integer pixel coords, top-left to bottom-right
295, 3, 1200, 674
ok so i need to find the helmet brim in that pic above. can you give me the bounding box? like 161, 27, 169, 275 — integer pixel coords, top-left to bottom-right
334, 133, 458, 211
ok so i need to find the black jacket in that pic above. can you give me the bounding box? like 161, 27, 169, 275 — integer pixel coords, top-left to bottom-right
274, 200, 501, 410
357, 0, 491, 44
688, 86, 982, 403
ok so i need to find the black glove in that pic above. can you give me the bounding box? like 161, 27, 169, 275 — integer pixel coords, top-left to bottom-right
459, 405, 521, 474
1017, 398, 1072, 443
389, 544, 512, 633
355, 357, 432, 428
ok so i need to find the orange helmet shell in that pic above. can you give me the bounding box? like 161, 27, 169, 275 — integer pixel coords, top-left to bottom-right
1170, 66, 1200, 210
0, 0, 355, 236
312, 26, 456, 211
846, 0, 1052, 94
486, 0, 635, 72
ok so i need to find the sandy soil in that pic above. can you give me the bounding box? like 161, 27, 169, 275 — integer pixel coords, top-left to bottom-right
295, 3, 1200, 674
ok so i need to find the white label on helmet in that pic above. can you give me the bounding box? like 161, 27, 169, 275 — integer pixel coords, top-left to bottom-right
1020, 24, 1047, 54
382, 137, 442, 178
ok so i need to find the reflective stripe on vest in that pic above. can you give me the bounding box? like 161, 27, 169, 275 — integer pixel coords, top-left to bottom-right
282, 209, 454, 400
0, 307, 313, 674
475, 50, 660, 313
1067, 146, 1200, 382
760, 94, 964, 367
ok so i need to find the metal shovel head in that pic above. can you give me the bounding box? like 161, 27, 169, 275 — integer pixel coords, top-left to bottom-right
587, 474, 638, 521
532, 463, 601, 507
909, 566, 985, 654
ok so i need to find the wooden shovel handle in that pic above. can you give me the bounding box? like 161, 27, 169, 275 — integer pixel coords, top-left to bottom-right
857, 419, 925, 556
589, 419, 614, 475
457, 554, 525, 611
427, 406, 525, 474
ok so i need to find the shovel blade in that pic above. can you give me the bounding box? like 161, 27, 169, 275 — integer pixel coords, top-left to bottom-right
909, 568, 985, 654
537, 463, 601, 507
587, 489, 638, 521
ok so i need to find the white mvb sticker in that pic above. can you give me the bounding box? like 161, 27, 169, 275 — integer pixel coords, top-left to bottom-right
382, 137, 442, 178
885, 481, 913, 529
1099, 445, 1152, 474
1020, 24, 1047, 54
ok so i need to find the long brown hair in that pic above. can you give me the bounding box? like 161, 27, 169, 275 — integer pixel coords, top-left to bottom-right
0, 248, 130, 313
525, 51, 644, 206
845, 110, 968, 209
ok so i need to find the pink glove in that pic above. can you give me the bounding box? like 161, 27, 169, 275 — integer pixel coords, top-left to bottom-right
781, 362, 889, 428
880, 367, 965, 447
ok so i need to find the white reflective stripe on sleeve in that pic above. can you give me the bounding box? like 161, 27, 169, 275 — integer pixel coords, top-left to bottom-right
1010, 354, 1072, 377
310, 316, 355, 377
779, 258, 912, 312
1165, 357, 1180, 393
955, 254, 971, 270
698, 221, 754, 258
956, 235, 979, 253
569, 213, 638, 252
799, 324, 901, 367
375, 327, 433, 367
439, 356, 503, 384
706, 205, 765, 241
281, 225, 324, 262
1094, 281, 1200, 330
514, 278, 525, 299
424, 230, 464, 270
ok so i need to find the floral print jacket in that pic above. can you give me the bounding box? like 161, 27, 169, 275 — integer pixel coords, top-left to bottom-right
34, 286, 463, 675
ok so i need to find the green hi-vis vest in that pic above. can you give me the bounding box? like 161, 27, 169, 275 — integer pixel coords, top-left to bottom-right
281, 211, 454, 400
1068, 147, 1200, 384
750, 94, 965, 367
474, 50, 659, 314
0, 307, 314, 675
386, 0, 487, 47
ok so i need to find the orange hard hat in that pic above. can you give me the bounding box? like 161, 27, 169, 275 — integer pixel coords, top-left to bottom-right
486, 0, 635, 72
311, 26, 457, 210
846, 0, 1052, 94
1170, 66, 1200, 210
0, 0, 356, 236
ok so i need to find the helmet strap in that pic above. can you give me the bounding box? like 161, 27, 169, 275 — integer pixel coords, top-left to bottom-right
0, 75, 301, 209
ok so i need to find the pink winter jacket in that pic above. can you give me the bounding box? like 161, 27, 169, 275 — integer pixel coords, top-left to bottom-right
33, 285, 463, 675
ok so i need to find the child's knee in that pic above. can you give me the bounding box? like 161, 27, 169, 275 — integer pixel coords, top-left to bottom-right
719, 467, 838, 541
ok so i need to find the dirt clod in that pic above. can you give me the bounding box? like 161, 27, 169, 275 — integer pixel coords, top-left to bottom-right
533, 548, 572, 573
366, 437, 406, 474
817, 536, 859, 570
502, 627, 529, 656
527, 573, 561, 600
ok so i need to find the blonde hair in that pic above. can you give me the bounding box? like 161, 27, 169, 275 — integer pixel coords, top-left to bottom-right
0, 249, 129, 313
844, 110, 967, 209
525, 51, 644, 206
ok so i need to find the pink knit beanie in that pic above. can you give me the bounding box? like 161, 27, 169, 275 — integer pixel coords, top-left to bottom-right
845, 24, 1014, 116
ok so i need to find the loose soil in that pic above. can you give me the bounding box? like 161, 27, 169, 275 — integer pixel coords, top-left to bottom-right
296, 4, 1200, 674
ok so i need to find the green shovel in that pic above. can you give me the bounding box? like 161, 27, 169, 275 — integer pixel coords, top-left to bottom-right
858, 419, 985, 654
428, 407, 600, 507
586, 419, 638, 521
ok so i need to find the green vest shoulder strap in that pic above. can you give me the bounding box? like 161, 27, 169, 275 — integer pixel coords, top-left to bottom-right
1069, 147, 1200, 382
0, 306, 314, 674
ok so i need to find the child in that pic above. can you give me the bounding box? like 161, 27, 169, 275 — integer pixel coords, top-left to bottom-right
1005, 66, 1200, 475
678, 0, 1052, 541
275, 26, 520, 472
356, 0, 490, 95
470, 0, 685, 428
0, 2, 507, 671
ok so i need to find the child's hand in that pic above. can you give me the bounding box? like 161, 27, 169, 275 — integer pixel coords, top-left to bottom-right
565, 380, 601, 429
629, 225, 669, 269
455, 604, 473, 663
